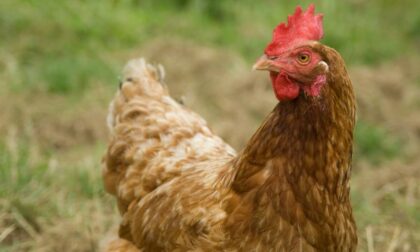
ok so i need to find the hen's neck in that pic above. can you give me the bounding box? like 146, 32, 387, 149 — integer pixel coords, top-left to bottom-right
232, 51, 355, 203
227, 45, 357, 252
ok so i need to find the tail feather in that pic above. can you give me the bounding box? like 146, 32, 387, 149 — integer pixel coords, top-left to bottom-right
122, 58, 165, 85
120, 58, 167, 97
107, 58, 168, 133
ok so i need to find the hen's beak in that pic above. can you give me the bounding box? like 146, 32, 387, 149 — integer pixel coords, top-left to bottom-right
252, 55, 279, 72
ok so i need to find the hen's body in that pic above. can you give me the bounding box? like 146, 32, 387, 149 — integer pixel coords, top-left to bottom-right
103, 43, 357, 252
104, 60, 235, 251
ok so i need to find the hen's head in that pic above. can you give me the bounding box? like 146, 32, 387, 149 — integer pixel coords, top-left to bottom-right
254, 4, 329, 101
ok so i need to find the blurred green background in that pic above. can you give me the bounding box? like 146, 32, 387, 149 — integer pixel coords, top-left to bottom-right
0, 0, 419, 251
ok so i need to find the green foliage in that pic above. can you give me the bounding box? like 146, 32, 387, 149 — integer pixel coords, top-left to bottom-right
1, 0, 418, 94
354, 121, 402, 164
40, 57, 113, 93
68, 166, 105, 199
0, 143, 48, 196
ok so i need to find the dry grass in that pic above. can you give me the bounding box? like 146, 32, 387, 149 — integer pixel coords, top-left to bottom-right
1, 40, 419, 251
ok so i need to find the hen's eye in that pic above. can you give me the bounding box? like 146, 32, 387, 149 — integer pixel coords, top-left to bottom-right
297, 54, 310, 64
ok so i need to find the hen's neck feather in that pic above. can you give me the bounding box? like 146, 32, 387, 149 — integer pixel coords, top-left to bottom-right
225, 46, 357, 249
231, 45, 356, 201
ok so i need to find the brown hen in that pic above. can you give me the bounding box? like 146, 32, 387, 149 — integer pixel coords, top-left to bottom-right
102, 4, 357, 252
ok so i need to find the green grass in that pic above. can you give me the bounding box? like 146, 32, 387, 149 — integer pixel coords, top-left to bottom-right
1, 0, 419, 94
354, 121, 402, 164
0, 140, 114, 251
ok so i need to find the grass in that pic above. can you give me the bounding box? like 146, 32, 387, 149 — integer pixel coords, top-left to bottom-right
354, 122, 402, 164
1, 0, 419, 94
0, 138, 114, 251
0, 0, 419, 251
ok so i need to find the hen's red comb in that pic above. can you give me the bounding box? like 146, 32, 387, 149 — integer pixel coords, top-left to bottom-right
265, 4, 324, 55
